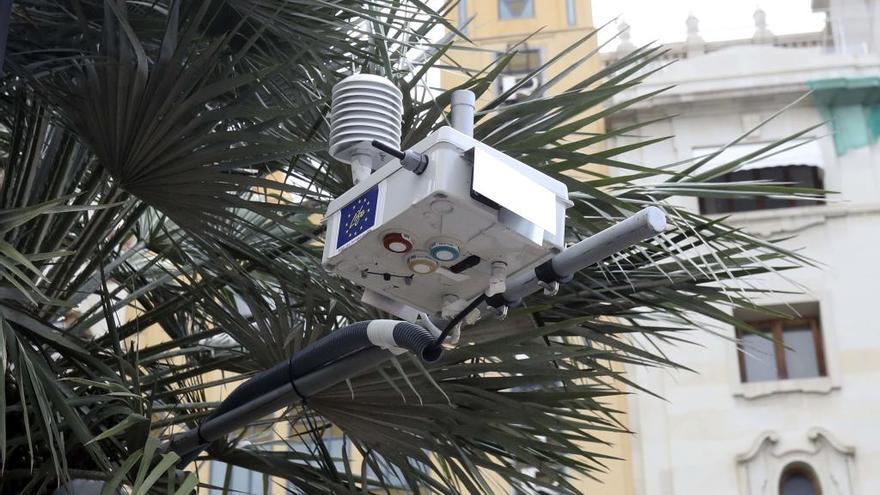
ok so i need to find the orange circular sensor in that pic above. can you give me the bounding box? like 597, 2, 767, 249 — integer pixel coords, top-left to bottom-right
407, 252, 438, 274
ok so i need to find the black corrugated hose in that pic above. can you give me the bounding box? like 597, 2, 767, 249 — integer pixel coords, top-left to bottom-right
205, 320, 439, 421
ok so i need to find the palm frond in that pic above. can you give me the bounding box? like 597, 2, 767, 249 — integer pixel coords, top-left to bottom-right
0, 1, 824, 494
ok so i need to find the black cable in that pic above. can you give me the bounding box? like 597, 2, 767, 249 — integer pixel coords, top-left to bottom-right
371, 140, 405, 159
287, 353, 307, 405
204, 321, 370, 420
430, 293, 487, 351
371, 140, 428, 174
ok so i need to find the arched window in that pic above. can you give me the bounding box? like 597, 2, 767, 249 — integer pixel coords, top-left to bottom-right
779, 463, 821, 495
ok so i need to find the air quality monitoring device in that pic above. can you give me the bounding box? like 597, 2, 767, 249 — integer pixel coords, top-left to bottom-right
321, 74, 666, 323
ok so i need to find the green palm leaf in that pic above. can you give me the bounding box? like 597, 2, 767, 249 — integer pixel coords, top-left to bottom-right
0, 1, 823, 494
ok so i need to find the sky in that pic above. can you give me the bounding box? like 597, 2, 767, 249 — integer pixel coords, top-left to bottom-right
592, 0, 827, 49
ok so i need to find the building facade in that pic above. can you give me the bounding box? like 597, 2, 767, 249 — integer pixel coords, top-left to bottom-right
603, 2, 880, 495
443, 2, 637, 494
443, 0, 607, 161
197, 2, 627, 493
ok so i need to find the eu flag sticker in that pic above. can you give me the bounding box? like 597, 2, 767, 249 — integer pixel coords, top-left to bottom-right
337, 186, 379, 250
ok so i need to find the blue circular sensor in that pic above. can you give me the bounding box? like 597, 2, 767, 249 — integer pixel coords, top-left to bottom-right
430, 242, 460, 262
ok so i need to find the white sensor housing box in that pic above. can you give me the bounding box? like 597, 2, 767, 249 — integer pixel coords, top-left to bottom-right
322, 126, 572, 318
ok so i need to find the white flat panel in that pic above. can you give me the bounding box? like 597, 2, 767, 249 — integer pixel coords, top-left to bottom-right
472, 147, 557, 234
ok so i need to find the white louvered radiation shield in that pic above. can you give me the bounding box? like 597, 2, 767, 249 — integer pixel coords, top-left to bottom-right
329, 74, 403, 173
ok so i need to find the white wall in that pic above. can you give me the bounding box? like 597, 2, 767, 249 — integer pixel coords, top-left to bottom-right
607, 43, 880, 495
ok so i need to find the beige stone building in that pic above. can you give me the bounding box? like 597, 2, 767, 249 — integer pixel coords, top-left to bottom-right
442, 0, 607, 165
442, 2, 633, 494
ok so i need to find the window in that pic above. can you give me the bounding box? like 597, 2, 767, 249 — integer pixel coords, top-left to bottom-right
457, 0, 468, 30
699, 165, 825, 214
780, 463, 821, 495
693, 140, 825, 215
209, 462, 269, 495
287, 429, 349, 493
208, 426, 278, 494
513, 458, 568, 494
497, 46, 542, 104
565, 0, 577, 25
506, 48, 541, 74
292, 434, 346, 471
362, 448, 432, 490
499, 0, 534, 19
738, 317, 826, 383
364, 455, 411, 489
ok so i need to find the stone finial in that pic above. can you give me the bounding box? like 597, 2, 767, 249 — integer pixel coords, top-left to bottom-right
686, 14, 702, 41
752, 6, 774, 43
685, 13, 705, 55
617, 19, 636, 54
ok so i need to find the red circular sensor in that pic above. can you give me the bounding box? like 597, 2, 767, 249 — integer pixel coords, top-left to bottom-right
382, 232, 413, 253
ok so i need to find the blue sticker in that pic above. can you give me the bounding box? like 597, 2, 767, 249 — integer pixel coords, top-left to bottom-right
337, 186, 379, 249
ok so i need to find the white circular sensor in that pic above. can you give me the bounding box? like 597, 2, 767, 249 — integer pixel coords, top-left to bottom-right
429, 241, 460, 262
436, 251, 454, 261
411, 262, 435, 274
407, 252, 438, 274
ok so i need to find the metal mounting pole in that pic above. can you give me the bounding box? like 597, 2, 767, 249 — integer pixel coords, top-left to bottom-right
451, 90, 475, 137
167, 347, 393, 462
499, 207, 667, 304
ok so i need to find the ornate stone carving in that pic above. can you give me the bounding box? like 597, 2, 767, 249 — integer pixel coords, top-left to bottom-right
736, 428, 857, 495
